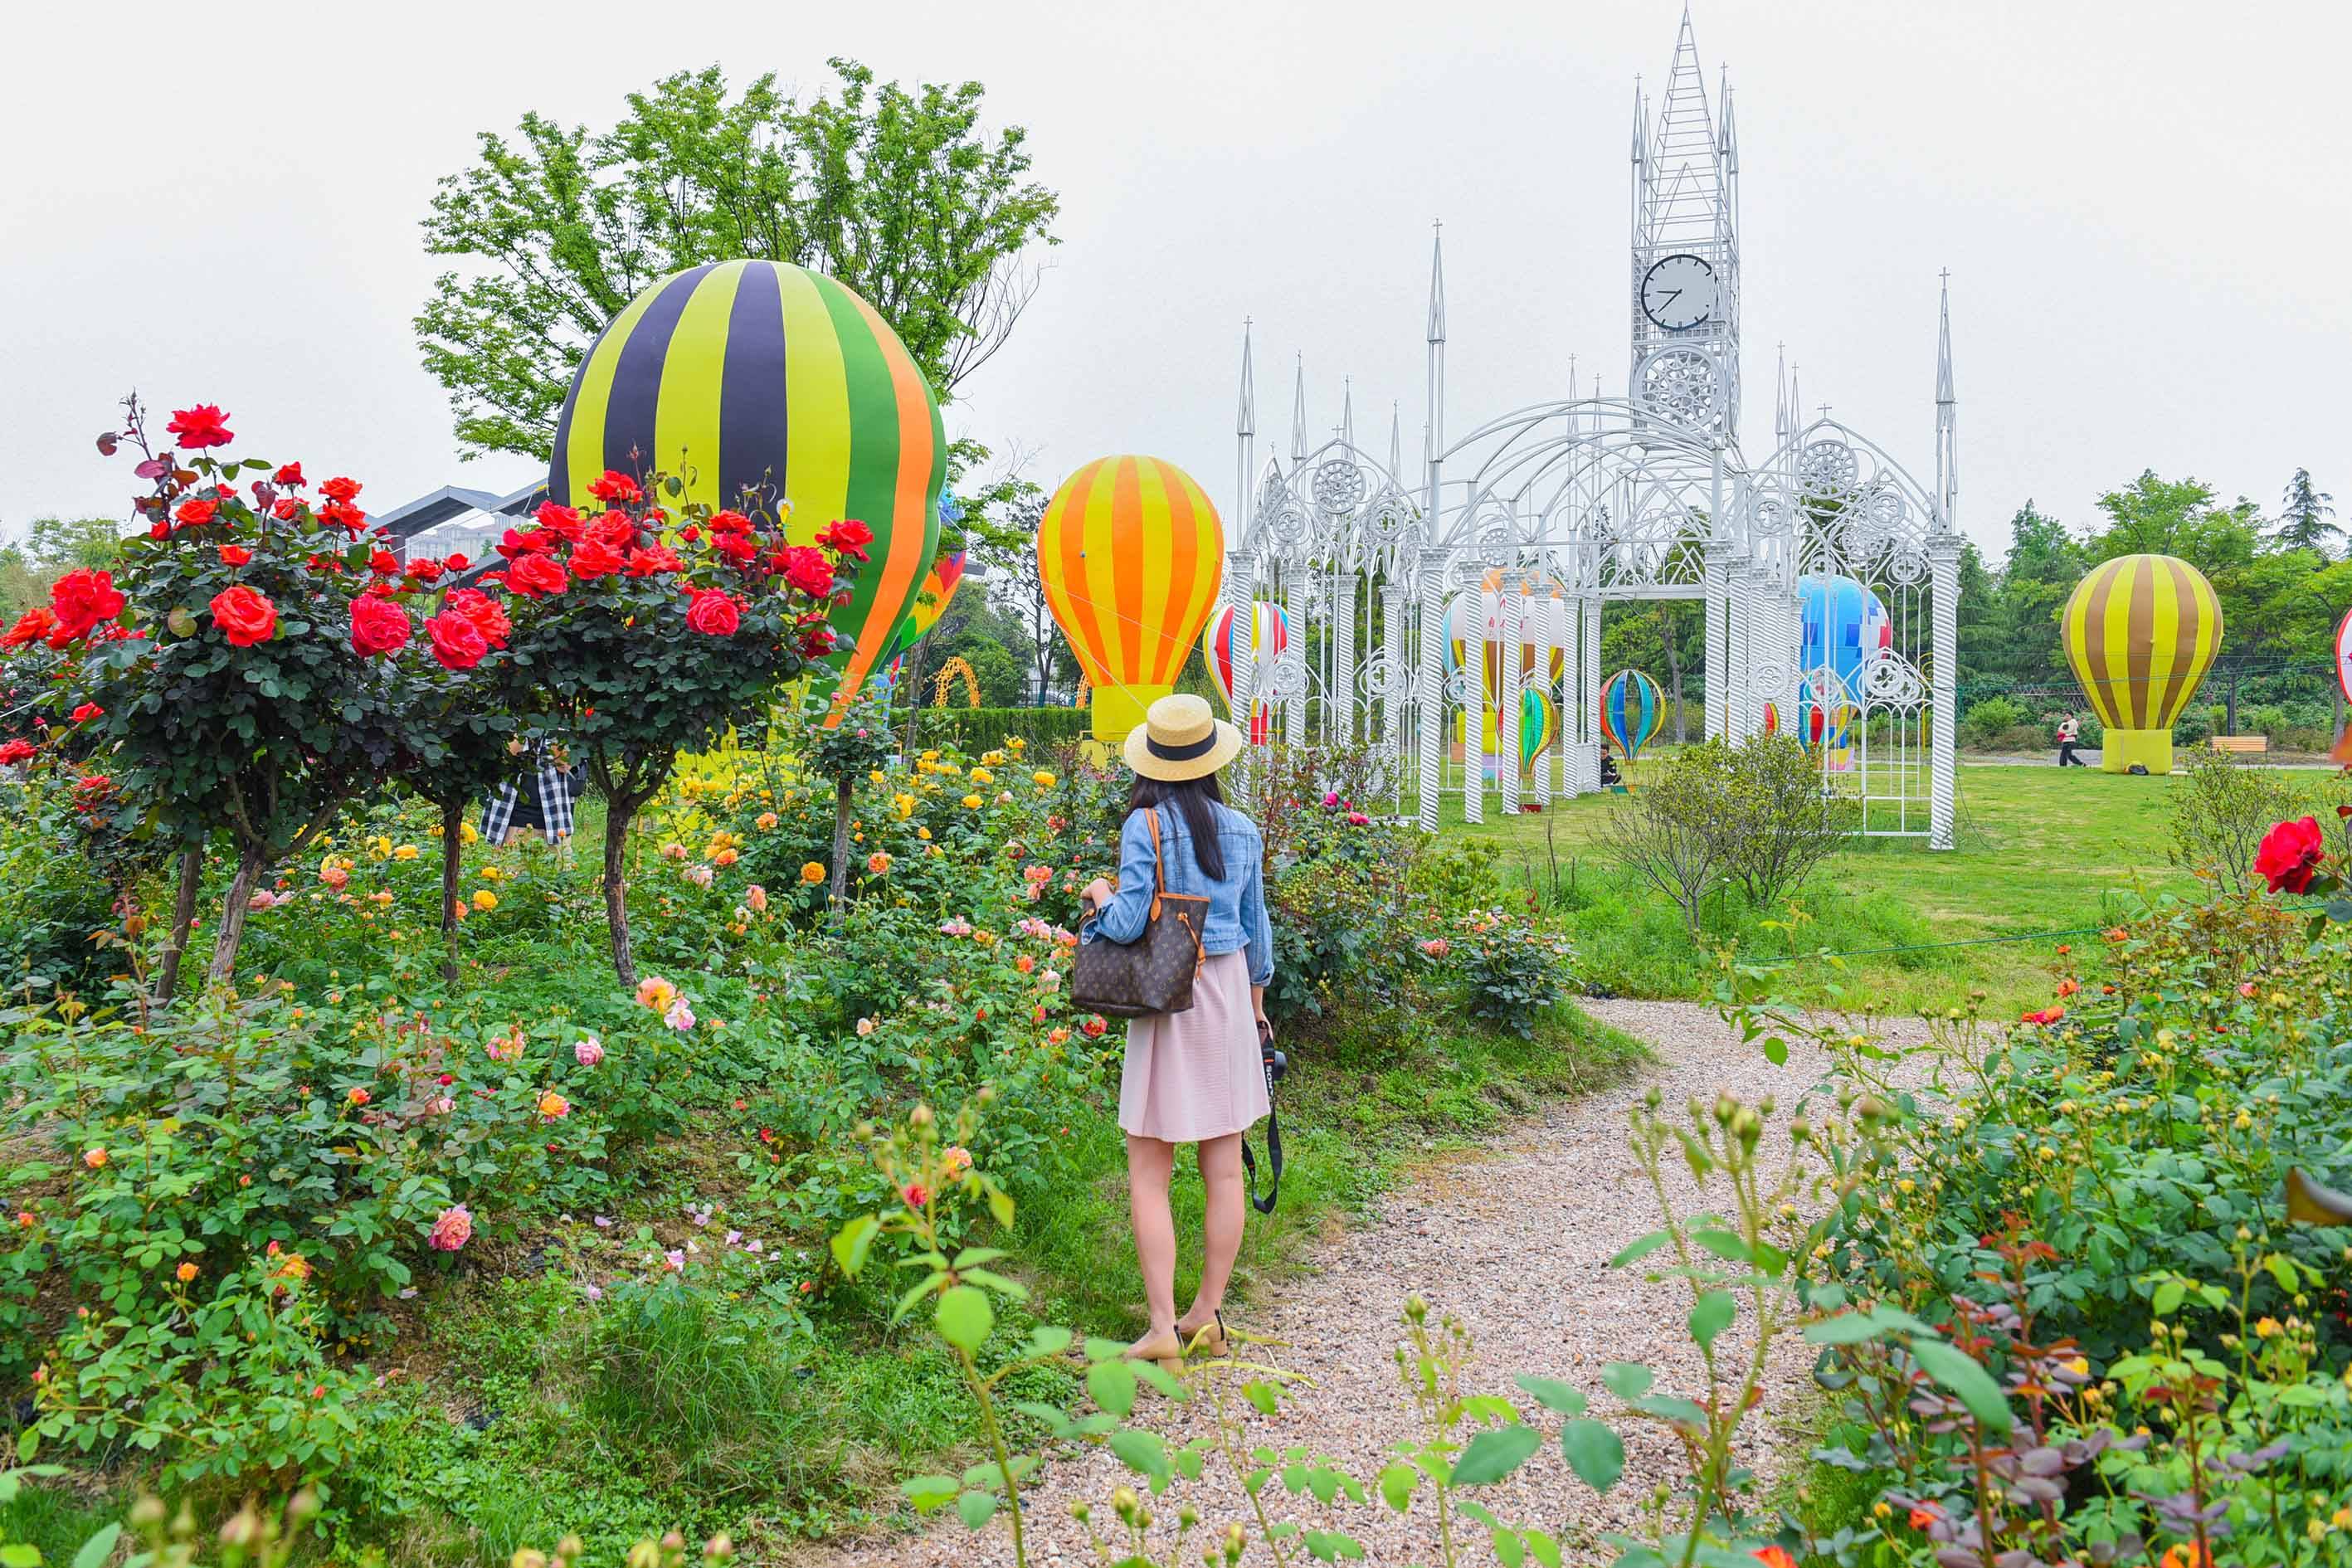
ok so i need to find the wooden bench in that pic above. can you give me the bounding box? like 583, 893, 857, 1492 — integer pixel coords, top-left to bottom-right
2209, 734, 2269, 755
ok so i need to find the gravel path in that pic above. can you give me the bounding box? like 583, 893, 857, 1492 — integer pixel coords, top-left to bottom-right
821, 1000, 1922, 1567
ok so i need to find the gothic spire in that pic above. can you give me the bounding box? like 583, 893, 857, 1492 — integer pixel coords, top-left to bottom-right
1388, 402, 1403, 477
1426, 221, 1447, 344
1936, 273, 1959, 524
1342, 377, 1356, 447
1289, 353, 1307, 464
1236, 319, 1255, 438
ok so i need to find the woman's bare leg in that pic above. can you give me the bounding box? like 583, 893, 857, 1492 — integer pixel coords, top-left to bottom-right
1127, 1134, 1179, 1346
1180, 1133, 1245, 1336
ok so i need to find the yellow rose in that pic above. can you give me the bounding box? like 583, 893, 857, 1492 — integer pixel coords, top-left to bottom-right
392, 844, 419, 861
894, 792, 916, 820
480, 865, 502, 882
1032, 771, 1056, 787
756, 811, 778, 830
968, 767, 993, 786
460, 821, 480, 845
962, 794, 983, 811
472, 889, 498, 913
869, 770, 886, 785
800, 862, 826, 884
917, 826, 933, 841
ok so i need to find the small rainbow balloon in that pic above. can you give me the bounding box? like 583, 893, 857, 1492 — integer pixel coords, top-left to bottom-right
1599, 670, 1663, 762
1038, 456, 1225, 742
1760, 700, 1780, 736
1519, 688, 1558, 770
2060, 553, 2223, 774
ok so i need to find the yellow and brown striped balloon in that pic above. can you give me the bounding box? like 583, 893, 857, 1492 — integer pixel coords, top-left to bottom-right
548, 260, 945, 721
2060, 553, 2223, 774
1037, 456, 1225, 742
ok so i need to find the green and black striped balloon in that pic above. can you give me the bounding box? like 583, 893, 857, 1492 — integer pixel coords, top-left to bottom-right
549, 260, 946, 717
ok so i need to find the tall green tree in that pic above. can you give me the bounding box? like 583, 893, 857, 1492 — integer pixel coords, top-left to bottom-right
2276, 467, 2340, 558
416, 61, 1060, 462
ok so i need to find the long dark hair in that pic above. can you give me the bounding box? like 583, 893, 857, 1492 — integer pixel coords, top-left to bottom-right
1127, 772, 1227, 879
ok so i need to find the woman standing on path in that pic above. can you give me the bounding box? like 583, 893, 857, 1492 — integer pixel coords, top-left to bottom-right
1079, 694, 1275, 1373
2056, 712, 2086, 767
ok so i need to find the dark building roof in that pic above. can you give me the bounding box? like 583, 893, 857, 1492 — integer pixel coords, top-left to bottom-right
377, 480, 546, 543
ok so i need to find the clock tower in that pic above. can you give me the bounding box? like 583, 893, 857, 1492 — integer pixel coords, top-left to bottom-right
1629, 9, 1740, 441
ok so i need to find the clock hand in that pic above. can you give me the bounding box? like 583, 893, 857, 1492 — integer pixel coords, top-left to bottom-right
1658, 289, 1682, 309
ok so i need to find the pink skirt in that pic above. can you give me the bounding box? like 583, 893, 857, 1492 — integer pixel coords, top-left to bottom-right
1118, 949, 1269, 1143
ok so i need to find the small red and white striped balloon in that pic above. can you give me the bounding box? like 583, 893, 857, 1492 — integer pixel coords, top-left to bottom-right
1202, 601, 1290, 714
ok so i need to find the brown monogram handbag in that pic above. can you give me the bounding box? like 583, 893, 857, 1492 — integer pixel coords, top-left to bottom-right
1071, 809, 1208, 1018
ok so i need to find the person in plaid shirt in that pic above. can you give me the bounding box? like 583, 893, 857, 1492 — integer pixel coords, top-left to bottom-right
481, 752, 582, 846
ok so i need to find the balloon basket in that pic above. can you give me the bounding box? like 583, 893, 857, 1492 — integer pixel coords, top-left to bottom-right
2101, 728, 2174, 775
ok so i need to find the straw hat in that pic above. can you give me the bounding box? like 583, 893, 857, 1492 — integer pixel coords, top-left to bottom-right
1122, 693, 1243, 782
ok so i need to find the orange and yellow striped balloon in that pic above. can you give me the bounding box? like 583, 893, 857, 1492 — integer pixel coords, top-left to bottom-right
2060, 553, 2223, 775
1037, 456, 1225, 742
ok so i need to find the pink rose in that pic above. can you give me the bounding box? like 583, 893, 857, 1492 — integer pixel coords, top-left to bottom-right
575, 1037, 605, 1067
429, 1205, 473, 1252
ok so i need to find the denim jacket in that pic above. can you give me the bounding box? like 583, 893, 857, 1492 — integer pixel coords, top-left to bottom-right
1088, 802, 1274, 986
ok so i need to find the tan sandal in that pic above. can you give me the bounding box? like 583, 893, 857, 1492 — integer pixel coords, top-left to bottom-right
1126, 1329, 1183, 1376
1176, 1310, 1231, 1360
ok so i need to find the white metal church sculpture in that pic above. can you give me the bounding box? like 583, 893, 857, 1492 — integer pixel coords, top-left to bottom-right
1220, 8, 1961, 850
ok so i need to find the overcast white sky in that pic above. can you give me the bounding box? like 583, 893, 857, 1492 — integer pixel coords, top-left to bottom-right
4, 0, 2347, 562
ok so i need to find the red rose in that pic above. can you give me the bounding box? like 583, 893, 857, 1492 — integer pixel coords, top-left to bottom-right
685, 589, 742, 636
368, 549, 399, 577
587, 470, 640, 504
1, 609, 53, 649
816, 519, 874, 562
426, 611, 489, 670
588, 511, 637, 552
274, 462, 304, 487
174, 498, 218, 528
348, 594, 412, 657
49, 569, 125, 640
219, 544, 252, 567
444, 588, 511, 648
713, 533, 759, 567
533, 502, 585, 542
319, 499, 366, 533
625, 544, 682, 577
708, 509, 752, 535
780, 547, 834, 599
505, 554, 567, 598
680, 525, 701, 543
0, 740, 34, 766
445, 552, 470, 572
2253, 815, 2326, 894
795, 624, 836, 658
404, 557, 445, 582
320, 475, 362, 504
272, 498, 302, 522
568, 538, 625, 581
165, 404, 234, 450
70, 703, 104, 723
209, 585, 279, 647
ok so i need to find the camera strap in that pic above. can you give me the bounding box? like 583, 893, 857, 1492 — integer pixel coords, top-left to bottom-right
1239, 1020, 1283, 1215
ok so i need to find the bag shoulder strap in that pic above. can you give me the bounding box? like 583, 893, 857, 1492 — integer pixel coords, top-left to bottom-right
1144, 806, 1167, 918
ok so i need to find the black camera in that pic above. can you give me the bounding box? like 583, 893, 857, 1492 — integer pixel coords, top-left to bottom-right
1257, 1020, 1286, 1084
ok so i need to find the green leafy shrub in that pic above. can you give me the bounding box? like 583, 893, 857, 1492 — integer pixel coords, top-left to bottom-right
1960, 694, 2029, 746
912, 704, 1095, 752
2167, 746, 2301, 894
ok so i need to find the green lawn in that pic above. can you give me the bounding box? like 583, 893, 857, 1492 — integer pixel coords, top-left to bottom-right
1424, 765, 2197, 1014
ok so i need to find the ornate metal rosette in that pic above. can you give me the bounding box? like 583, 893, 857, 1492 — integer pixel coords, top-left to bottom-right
1265, 498, 1311, 553
1799, 439, 1859, 499
1885, 546, 1928, 587
1361, 649, 1405, 700
1798, 665, 1852, 709
1262, 649, 1310, 704
1476, 519, 1516, 571
1637, 348, 1723, 428
1443, 666, 1478, 707
1862, 651, 1925, 707
1312, 458, 1367, 518
1751, 660, 1794, 704
1749, 487, 1794, 541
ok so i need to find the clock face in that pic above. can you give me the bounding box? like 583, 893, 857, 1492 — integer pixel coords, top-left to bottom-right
1640, 253, 1717, 331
